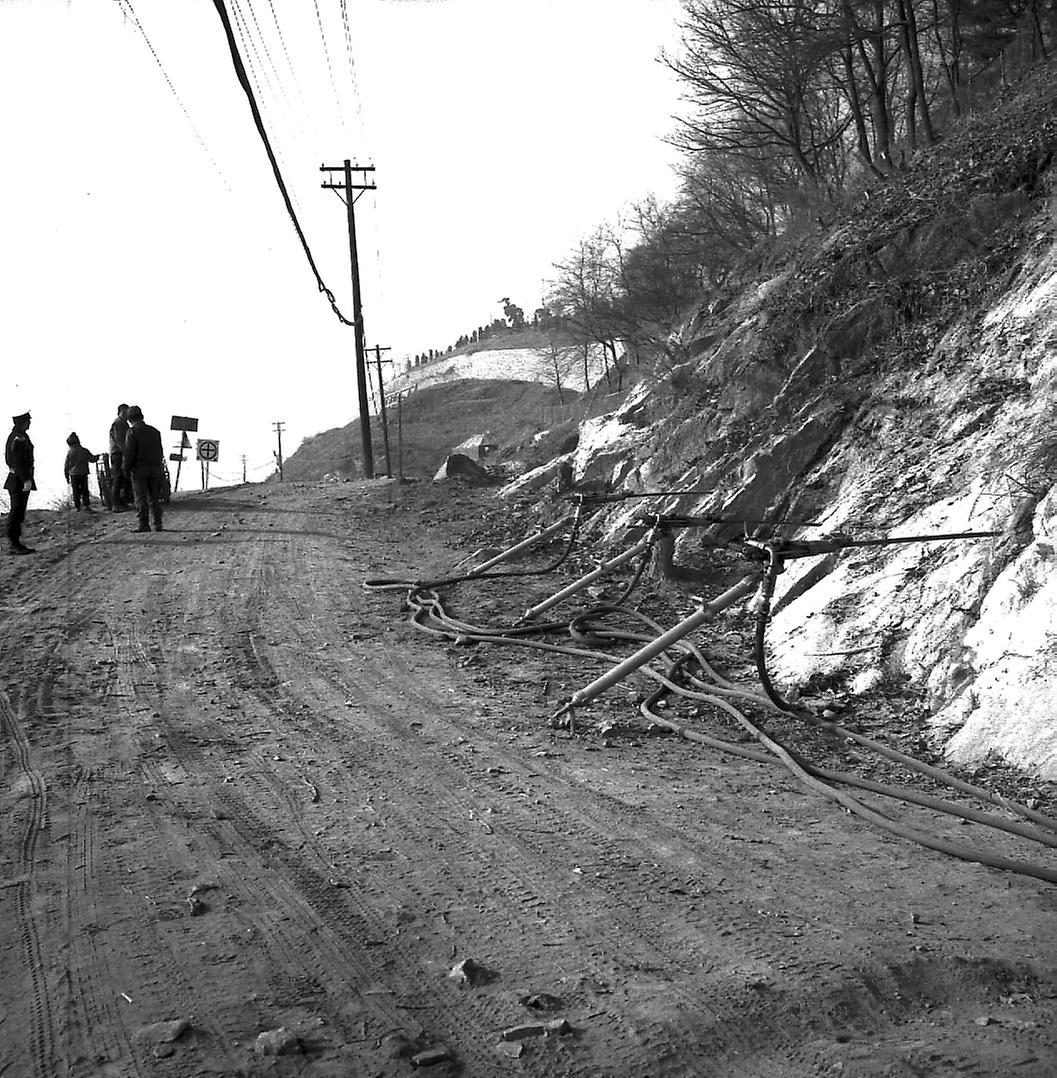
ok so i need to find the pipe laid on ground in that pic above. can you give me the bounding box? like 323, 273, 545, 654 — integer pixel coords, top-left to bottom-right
466, 514, 575, 576
520, 532, 657, 621
552, 573, 761, 718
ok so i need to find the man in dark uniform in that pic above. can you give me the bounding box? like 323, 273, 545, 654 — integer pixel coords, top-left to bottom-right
4, 411, 36, 555
108, 403, 132, 509
123, 405, 166, 533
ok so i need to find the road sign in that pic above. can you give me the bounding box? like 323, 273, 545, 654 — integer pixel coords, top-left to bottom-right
196, 439, 219, 462
171, 416, 199, 432
169, 453, 185, 463
180, 431, 192, 448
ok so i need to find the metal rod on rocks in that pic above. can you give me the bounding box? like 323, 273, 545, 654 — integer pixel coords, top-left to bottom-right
551, 573, 761, 721
467, 515, 575, 577
521, 532, 657, 622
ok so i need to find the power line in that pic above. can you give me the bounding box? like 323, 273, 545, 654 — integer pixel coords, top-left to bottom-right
311, 0, 343, 129
226, 0, 302, 216
338, 0, 364, 132
210, 0, 354, 327
231, 0, 298, 122
117, 0, 228, 186
229, 0, 283, 109
263, 0, 320, 147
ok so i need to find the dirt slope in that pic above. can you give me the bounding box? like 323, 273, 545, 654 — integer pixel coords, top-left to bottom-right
284, 379, 579, 483
1, 483, 1056, 1077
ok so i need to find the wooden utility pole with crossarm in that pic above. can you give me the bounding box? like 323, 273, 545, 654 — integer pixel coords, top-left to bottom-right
368, 344, 393, 478
321, 160, 376, 479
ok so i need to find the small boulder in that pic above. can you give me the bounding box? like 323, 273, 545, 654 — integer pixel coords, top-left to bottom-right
254, 1027, 302, 1056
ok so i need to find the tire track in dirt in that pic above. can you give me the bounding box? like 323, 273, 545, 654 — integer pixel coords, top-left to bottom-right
243, 499, 1057, 1076
80, 528, 501, 1071
5, 487, 1054, 1076
160, 553, 528, 1071
196, 556, 876, 1073
61, 764, 148, 1078
0, 690, 57, 1078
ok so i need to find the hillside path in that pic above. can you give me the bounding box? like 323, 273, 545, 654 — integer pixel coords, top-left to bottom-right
0, 481, 1055, 1077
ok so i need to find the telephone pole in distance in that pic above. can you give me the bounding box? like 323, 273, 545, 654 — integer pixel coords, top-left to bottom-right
369, 344, 393, 478
321, 160, 376, 479
273, 420, 285, 482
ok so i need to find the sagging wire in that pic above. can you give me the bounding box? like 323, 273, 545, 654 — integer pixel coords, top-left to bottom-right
229, 0, 281, 107
211, 0, 356, 328
118, 0, 228, 186
311, 0, 343, 130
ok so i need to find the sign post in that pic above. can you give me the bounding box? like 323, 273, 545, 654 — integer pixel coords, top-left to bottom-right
170, 417, 199, 494
196, 439, 219, 493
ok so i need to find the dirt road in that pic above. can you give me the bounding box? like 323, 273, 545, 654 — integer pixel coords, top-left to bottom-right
1, 481, 1055, 1077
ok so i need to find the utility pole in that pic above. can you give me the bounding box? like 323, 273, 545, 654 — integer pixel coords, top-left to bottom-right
241, 454, 247, 484
273, 421, 285, 482
394, 388, 412, 483
369, 344, 393, 478
321, 160, 376, 479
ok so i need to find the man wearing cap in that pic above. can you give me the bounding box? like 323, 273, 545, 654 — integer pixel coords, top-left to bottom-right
123, 405, 166, 533
4, 412, 36, 554
108, 403, 132, 509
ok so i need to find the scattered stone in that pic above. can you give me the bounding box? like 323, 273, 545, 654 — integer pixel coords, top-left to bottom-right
499, 1023, 547, 1041
133, 1019, 190, 1045
254, 1026, 302, 1056
380, 1032, 413, 1060
520, 992, 563, 1011
495, 1041, 524, 1059
499, 1017, 573, 1041
411, 1046, 451, 1067
448, 957, 493, 988
974, 1015, 995, 1027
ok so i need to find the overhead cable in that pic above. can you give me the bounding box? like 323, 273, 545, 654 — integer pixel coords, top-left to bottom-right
118, 0, 228, 187
338, 0, 364, 130
311, 0, 343, 129
229, 0, 285, 109
211, 0, 355, 327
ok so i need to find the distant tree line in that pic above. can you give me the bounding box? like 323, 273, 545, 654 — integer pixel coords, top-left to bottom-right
544, 0, 1054, 368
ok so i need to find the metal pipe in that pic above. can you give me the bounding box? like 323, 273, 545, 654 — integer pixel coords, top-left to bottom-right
554, 573, 760, 715
521, 533, 656, 621
467, 515, 574, 577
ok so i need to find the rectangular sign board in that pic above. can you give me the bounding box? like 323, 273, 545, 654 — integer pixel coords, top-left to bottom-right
171, 415, 199, 432
169, 453, 185, 463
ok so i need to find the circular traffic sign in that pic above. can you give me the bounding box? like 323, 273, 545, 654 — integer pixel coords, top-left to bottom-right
197, 439, 219, 462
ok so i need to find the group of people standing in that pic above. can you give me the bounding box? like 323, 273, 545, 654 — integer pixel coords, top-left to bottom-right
4, 403, 169, 555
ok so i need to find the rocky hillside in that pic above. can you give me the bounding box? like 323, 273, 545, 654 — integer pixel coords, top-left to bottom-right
534, 58, 1057, 777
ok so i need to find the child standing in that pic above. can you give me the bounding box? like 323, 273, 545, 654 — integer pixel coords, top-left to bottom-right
64, 433, 100, 511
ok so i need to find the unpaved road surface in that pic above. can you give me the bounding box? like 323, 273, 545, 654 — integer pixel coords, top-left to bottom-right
1, 481, 1055, 1077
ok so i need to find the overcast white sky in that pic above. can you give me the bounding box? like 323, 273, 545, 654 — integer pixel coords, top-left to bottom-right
1, 0, 685, 504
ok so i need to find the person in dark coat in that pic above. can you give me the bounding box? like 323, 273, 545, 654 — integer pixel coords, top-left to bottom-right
4, 411, 36, 554
64, 433, 100, 511
108, 403, 132, 509
123, 405, 166, 532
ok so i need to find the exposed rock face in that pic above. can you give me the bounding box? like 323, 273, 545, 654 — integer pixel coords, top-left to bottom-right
518, 69, 1057, 776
